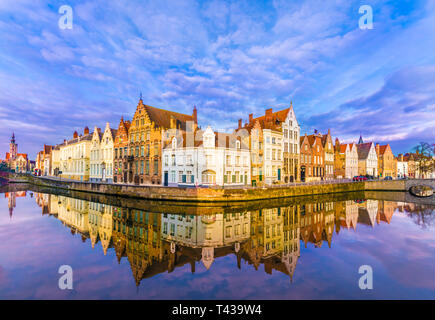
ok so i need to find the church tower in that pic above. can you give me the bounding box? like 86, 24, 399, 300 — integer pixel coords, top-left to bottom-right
9, 132, 17, 159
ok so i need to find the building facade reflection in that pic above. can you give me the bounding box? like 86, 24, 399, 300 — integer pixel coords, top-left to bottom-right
28, 192, 426, 286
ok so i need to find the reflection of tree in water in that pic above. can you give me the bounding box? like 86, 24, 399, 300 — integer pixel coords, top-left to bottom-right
404, 204, 435, 229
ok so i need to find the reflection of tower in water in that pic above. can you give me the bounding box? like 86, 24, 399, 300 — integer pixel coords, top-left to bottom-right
5, 191, 26, 219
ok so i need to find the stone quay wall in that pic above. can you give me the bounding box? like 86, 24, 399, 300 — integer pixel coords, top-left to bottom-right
10, 174, 434, 203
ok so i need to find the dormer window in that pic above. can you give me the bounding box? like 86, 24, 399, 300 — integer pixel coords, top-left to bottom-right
172, 137, 177, 149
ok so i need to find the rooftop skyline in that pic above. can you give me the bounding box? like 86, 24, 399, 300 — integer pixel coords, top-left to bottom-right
1, 0, 435, 159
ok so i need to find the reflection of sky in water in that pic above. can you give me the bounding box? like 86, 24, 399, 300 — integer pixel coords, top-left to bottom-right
0, 191, 434, 300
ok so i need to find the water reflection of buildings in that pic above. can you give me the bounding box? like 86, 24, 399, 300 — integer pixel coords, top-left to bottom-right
32, 194, 408, 286
4, 191, 26, 218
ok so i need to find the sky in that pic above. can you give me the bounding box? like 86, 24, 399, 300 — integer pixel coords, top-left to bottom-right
0, 0, 434, 159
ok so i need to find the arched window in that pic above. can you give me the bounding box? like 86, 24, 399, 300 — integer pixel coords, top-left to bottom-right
201, 170, 216, 184
236, 140, 241, 149
172, 138, 177, 149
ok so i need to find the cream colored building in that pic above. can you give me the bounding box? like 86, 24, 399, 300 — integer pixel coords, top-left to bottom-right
56, 195, 90, 234
58, 127, 92, 181
89, 201, 113, 255
51, 146, 61, 176
90, 123, 117, 183
263, 129, 283, 185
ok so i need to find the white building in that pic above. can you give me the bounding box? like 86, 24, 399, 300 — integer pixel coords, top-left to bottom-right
90, 123, 117, 183
356, 142, 378, 177
335, 142, 359, 179
281, 104, 300, 183
161, 212, 250, 270
396, 158, 409, 178
162, 126, 251, 187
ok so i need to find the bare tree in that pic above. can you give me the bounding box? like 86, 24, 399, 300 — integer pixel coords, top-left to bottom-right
412, 142, 435, 178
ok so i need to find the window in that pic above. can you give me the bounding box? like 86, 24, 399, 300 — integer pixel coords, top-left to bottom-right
201, 170, 216, 184
171, 155, 176, 166
154, 159, 158, 175
146, 160, 150, 175
236, 140, 240, 149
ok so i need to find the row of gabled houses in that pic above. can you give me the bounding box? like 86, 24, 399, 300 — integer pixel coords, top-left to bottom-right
27, 97, 427, 185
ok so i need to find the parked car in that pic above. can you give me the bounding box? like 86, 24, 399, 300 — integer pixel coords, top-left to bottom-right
384, 176, 393, 180
353, 176, 367, 181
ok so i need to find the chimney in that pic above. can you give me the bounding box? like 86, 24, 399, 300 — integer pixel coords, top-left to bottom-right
84, 126, 89, 135
249, 113, 253, 123
192, 106, 197, 124
73, 131, 78, 139
238, 119, 242, 129
265, 108, 273, 122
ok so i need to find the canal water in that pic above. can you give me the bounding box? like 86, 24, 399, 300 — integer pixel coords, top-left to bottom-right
0, 184, 434, 299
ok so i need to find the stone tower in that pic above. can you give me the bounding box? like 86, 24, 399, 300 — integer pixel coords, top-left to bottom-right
9, 132, 17, 159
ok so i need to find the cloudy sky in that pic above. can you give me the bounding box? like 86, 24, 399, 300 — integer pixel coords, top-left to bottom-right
0, 0, 434, 159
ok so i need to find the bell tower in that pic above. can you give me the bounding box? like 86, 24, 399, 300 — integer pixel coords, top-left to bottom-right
9, 132, 17, 159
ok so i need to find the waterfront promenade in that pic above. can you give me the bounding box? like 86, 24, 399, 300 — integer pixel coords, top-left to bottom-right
6, 173, 435, 203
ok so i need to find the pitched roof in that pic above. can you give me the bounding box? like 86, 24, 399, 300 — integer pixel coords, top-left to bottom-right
58, 133, 93, 147
306, 134, 323, 149
163, 128, 249, 149
356, 142, 373, 160
143, 104, 195, 130
378, 144, 390, 155
240, 107, 290, 132
337, 143, 356, 154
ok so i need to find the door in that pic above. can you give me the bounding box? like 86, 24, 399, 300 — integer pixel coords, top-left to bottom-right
164, 171, 168, 186
278, 168, 281, 181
